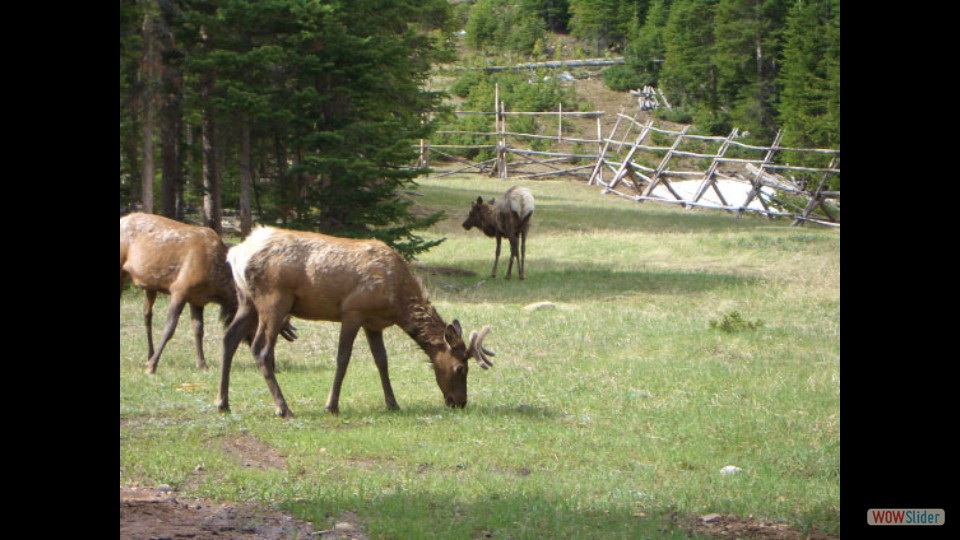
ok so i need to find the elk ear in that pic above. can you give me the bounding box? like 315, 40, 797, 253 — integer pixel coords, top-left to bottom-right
475, 196, 484, 205
444, 320, 463, 345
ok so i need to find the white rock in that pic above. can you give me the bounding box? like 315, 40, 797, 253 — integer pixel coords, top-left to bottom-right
719, 465, 742, 475
524, 301, 557, 311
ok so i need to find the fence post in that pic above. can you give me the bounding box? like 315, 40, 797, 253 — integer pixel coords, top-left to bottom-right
691, 128, 738, 207
607, 120, 653, 193
589, 112, 625, 186
740, 130, 783, 216
641, 125, 689, 201
793, 153, 839, 226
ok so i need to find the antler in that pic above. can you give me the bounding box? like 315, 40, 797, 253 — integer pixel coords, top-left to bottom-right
279, 316, 298, 342
468, 326, 495, 369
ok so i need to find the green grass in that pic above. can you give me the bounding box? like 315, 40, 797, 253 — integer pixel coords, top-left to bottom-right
120, 176, 840, 537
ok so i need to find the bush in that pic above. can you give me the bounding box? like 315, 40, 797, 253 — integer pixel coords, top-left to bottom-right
655, 107, 693, 124
709, 311, 764, 333
602, 65, 647, 92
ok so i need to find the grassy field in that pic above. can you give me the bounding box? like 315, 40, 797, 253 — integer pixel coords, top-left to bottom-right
120, 175, 840, 538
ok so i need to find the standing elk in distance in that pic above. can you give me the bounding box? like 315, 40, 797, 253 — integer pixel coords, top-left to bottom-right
216, 226, 495, 418
120, 213, 294, 374
462, 185, 535, 280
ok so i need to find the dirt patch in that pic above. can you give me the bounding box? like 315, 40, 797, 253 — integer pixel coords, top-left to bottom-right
222, 433, 287, 471
685, 513, 839, 540
120, 485, 316, 540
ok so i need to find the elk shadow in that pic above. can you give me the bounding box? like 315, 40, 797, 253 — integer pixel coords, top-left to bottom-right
420, 261, 755, 305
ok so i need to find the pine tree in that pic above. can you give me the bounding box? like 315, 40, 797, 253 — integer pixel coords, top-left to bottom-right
570, 0, 644, 54
120, 0, 452, 259
621, 0, 671, 86
712, 0, 787, 140
661, 0, 717, 112
777, 0, 840, 170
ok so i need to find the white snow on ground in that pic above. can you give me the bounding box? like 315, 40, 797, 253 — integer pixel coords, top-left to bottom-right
645, 179, 777, 211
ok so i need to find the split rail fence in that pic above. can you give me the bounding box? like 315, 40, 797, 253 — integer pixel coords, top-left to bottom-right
419, 90, 840, 227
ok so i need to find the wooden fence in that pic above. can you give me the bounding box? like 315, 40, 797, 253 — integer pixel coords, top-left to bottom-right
420, 89, 840, 227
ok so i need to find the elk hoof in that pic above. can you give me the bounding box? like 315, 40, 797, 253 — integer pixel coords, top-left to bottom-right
325, 405, 340, 415
277, 407, 295, 419
145, 365, 157, 375
216, 401, 230, 413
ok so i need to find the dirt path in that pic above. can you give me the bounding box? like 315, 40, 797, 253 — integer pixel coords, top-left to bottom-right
120, 484, 370, 540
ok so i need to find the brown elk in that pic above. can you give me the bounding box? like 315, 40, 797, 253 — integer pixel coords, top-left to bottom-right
119, 213, 293, 374
216, 226, 495, 418
462, 185, 535, 280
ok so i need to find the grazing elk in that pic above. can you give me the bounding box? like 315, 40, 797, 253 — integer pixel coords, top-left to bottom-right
216, 226, 495, 418
462, 185, 535, 280
119, 213, 293, 374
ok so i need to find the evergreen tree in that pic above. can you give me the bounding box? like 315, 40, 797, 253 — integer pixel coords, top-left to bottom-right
777, 0, 840, 180
620, 0, 671, 87
661, 0, 717, 112
523, 0, 572, 33
465, 0, 545, 55
712, 0, 787, 140
120, 0, 452, 259
569, 0, 646, 54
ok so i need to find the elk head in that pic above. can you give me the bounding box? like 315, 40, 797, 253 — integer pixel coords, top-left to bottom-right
462, 197, 498, 237
432, 320, 495, 408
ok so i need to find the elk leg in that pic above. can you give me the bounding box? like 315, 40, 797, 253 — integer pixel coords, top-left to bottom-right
251, 296, 294, 418
505, 235, 519, 280
365, 328, 400, 411
491, 235, 502, 278
143, 289, 158, 361
216, 302, 257, 413
146, 294, 185, 374
519, 228, 527, 280
325, 323, 361, 415
190, 304, 207, 370
253, 323, 292, 418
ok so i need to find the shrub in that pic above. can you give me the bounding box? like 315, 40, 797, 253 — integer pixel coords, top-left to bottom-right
602, 65, 647, 92
709, 310, 764, 333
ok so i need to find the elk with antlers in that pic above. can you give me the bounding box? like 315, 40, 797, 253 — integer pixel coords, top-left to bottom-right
462, 185, 535, 280
216, 226, 495, 417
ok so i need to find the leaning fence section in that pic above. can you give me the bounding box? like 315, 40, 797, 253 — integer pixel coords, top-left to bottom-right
419, 87, 839, 227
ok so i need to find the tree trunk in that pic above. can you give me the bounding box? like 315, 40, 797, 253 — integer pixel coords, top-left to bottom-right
140, 8, 158, 214
202, 67, 221, 235
159, 48, 184, 220
158, 2, 184, 220
239, 114, 253, 238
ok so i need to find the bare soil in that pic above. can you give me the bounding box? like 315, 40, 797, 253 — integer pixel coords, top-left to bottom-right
686, 513, 839, 540
120, 485, 317, 540
120, 432, 367, 539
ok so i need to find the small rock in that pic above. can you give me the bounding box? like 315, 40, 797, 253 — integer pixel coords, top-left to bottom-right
701, 513, 723, 523
334, 522, 355, 532
524, 301, 557, 311
719, 465, 742, 475
157, 484, 173, 493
